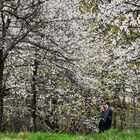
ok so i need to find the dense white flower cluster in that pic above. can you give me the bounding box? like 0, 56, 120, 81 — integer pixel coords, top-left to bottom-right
97, 1, 137, 23
77, 0, 140, 99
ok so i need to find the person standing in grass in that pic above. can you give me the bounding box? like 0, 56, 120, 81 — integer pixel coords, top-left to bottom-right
104, 102, 113, 130
98, 104, 106, 133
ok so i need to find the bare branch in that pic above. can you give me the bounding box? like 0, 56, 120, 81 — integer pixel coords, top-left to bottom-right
3, 31, 30, 60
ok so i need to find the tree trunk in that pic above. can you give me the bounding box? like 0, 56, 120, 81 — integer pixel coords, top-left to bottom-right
112, 111, 117, 129
132, 95, 136, 128
0, 49, 4, 131
30, 52, 38, 132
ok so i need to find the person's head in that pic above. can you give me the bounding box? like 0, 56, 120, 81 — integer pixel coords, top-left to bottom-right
98, 103, 105, 112
104, 102, 110, 109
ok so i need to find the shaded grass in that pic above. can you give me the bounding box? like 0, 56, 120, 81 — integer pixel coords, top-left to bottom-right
0, 130, 140, 140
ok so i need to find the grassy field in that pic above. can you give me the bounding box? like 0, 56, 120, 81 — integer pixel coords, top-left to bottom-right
0, 130, 139, 140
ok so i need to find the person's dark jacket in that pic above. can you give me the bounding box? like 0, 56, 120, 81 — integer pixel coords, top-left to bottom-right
98, 111, 105, 133
103, 107, 112, 130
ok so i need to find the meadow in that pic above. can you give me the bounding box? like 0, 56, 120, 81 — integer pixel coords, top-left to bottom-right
0, 130, 140, 140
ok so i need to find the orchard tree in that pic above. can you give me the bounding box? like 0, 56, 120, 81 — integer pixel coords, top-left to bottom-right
1, 0, 90, 132
0, 0, 44, 131
79, 0, 140, 128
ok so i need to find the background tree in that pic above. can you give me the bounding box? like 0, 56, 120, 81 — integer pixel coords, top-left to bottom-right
0, 0, 44, 131
79, 0, 140, 129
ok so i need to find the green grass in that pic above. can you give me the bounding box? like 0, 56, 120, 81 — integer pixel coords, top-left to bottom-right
0, 130, 140, 140
86, 130, 140, 140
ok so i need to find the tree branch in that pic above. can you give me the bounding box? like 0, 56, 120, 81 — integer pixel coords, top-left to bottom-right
3, 31, 30, 60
